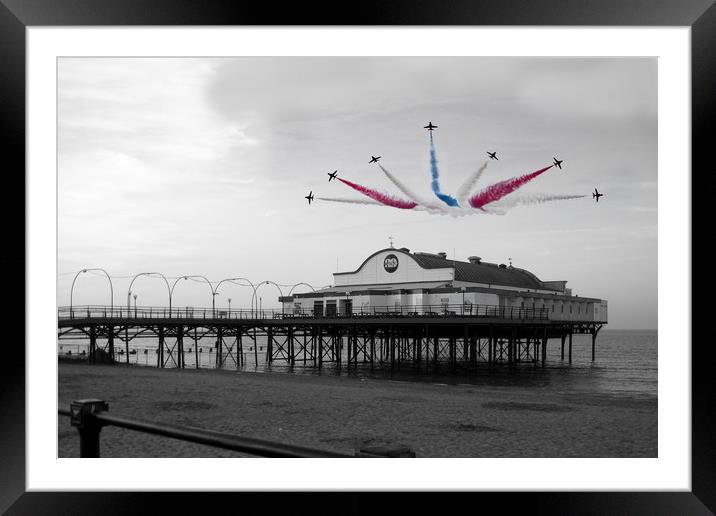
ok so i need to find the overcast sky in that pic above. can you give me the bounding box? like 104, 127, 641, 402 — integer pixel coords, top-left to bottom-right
58, 57, 657, 329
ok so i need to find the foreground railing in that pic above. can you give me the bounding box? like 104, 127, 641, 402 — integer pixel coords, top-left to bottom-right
58, 303, 550, 321
59, 400, 416, 458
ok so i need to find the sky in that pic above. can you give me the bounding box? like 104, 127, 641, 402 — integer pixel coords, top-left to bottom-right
57, 57, 657, 329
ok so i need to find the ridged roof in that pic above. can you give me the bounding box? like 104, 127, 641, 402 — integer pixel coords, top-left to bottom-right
410, 252, 552, 291
336, 248, 558, 291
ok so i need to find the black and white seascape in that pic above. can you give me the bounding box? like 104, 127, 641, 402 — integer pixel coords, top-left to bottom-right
58, 57, 657, 458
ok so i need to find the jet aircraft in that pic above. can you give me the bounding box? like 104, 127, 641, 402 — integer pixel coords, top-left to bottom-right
305, 191, 314, 204
553, 157, 563, 169
424, 122, 437, 131
487, 151, 498, 160
369, 156, 381, 163
592, 188, 603, 202
327, 170, 338, 182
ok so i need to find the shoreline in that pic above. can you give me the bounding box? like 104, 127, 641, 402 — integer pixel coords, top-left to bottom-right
58, 361, 657, 458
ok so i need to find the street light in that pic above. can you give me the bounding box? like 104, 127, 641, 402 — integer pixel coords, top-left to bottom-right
228, 298, 232, 314
133, 293, 138, 318
127, 272, 171, 317
169, 275, 215, 318
214, 278, 258, 318
287, 282, 317, 295
256, 280, 285, 316
212, 291, 220, 318
69, 268, 114, 317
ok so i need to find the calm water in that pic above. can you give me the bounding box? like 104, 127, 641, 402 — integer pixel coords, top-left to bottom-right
57, 329, 657, 399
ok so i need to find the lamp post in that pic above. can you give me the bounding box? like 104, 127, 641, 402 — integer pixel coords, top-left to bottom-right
69, 268, 114, 317
127, 272, 171, 317
214, 278, 258, 318
227, 298, 231, 317
212, 291, 219, 318
169, 275, 215, 319
133, 293, 138, 318
256, 280, 285, 316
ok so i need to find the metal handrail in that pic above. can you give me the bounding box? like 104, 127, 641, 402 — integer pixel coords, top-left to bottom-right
57, 303, 552, 321
59, 402, 414, 458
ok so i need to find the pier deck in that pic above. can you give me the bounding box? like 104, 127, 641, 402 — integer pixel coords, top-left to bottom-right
58, 305, 605, 370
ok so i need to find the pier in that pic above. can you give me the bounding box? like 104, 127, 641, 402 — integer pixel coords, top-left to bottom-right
58, 304, 605, 370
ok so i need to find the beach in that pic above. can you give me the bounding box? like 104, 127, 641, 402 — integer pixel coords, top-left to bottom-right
58, 355, 657, 458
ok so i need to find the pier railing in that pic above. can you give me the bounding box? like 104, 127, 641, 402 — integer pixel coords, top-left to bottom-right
59, 399, 415, 458
58, 303, 549, 321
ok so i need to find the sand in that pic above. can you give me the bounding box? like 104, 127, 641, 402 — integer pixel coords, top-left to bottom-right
58, 361, 657, 458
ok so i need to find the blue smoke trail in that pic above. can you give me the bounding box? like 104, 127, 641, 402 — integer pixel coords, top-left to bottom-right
429, 132, 460, 207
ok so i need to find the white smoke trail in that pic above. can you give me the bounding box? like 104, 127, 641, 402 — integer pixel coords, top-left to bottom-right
377, 164, 440, 209
455, 161, 489, 206
489, 193, 586, 209
317, 197, 383, 205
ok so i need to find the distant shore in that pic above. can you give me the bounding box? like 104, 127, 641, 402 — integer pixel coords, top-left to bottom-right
58, 361, 657, 458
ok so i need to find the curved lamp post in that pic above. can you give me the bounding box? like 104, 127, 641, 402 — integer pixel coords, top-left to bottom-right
127, 272, 171, 317
255, 280, 285, 316
169, 275, 216, 318
287, 282, 316, 296
214, 277, 257, 317
70, 268, 114, 317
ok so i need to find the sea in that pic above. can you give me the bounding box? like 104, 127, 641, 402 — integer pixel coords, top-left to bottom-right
57, 329, 657, 400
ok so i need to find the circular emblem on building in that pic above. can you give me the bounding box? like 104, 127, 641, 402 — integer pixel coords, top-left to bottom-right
383, 254, 399, 273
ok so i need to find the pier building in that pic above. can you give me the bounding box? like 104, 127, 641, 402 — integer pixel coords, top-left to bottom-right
280, 247, 607, 323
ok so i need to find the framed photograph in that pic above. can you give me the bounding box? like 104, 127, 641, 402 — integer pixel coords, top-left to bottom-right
5, 0, 709, 512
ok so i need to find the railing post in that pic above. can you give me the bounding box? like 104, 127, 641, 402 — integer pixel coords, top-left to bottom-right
70, 399, 109, 458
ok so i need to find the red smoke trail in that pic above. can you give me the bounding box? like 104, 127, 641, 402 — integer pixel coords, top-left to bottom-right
468, 165, 553, 209
337, 177, 418, 209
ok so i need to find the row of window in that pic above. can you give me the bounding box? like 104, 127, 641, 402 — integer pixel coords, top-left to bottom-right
521, 300, 589, 314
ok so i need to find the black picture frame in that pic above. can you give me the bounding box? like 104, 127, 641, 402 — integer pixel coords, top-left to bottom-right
3, 1, 709, 513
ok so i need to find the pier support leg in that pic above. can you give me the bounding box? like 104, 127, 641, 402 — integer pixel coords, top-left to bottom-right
303, 332, 307, 365
433, 337, 438, 369
253, 328, 258, 368
177, 326, 184, 369
390, 330, 395, 371
216, 327, 223, 368
488, 328, 493, 367
194, 327, 199, 369
107, 326, 115, 363
89, 326, 96, 364
236, 329, 243, 368
157, 326, 164, 368
560, 334, 565, 361
317, 327, 323, 369
347, 330, 352, 369
568, 331, 573, 364
591, 331, 596, 362
288, 326, 295, 367
125, 327, 129, 364
266, 327, 273, 366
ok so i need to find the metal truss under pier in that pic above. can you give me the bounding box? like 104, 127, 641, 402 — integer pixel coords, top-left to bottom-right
58, 308, 605, 371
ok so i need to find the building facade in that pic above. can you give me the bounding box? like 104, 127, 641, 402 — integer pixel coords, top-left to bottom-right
280, 248, 608, 322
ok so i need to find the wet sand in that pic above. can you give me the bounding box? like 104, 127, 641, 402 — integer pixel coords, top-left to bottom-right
58, 361, 657, 458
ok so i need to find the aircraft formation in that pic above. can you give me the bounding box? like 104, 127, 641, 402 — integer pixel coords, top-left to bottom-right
306, 123, 603, 214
